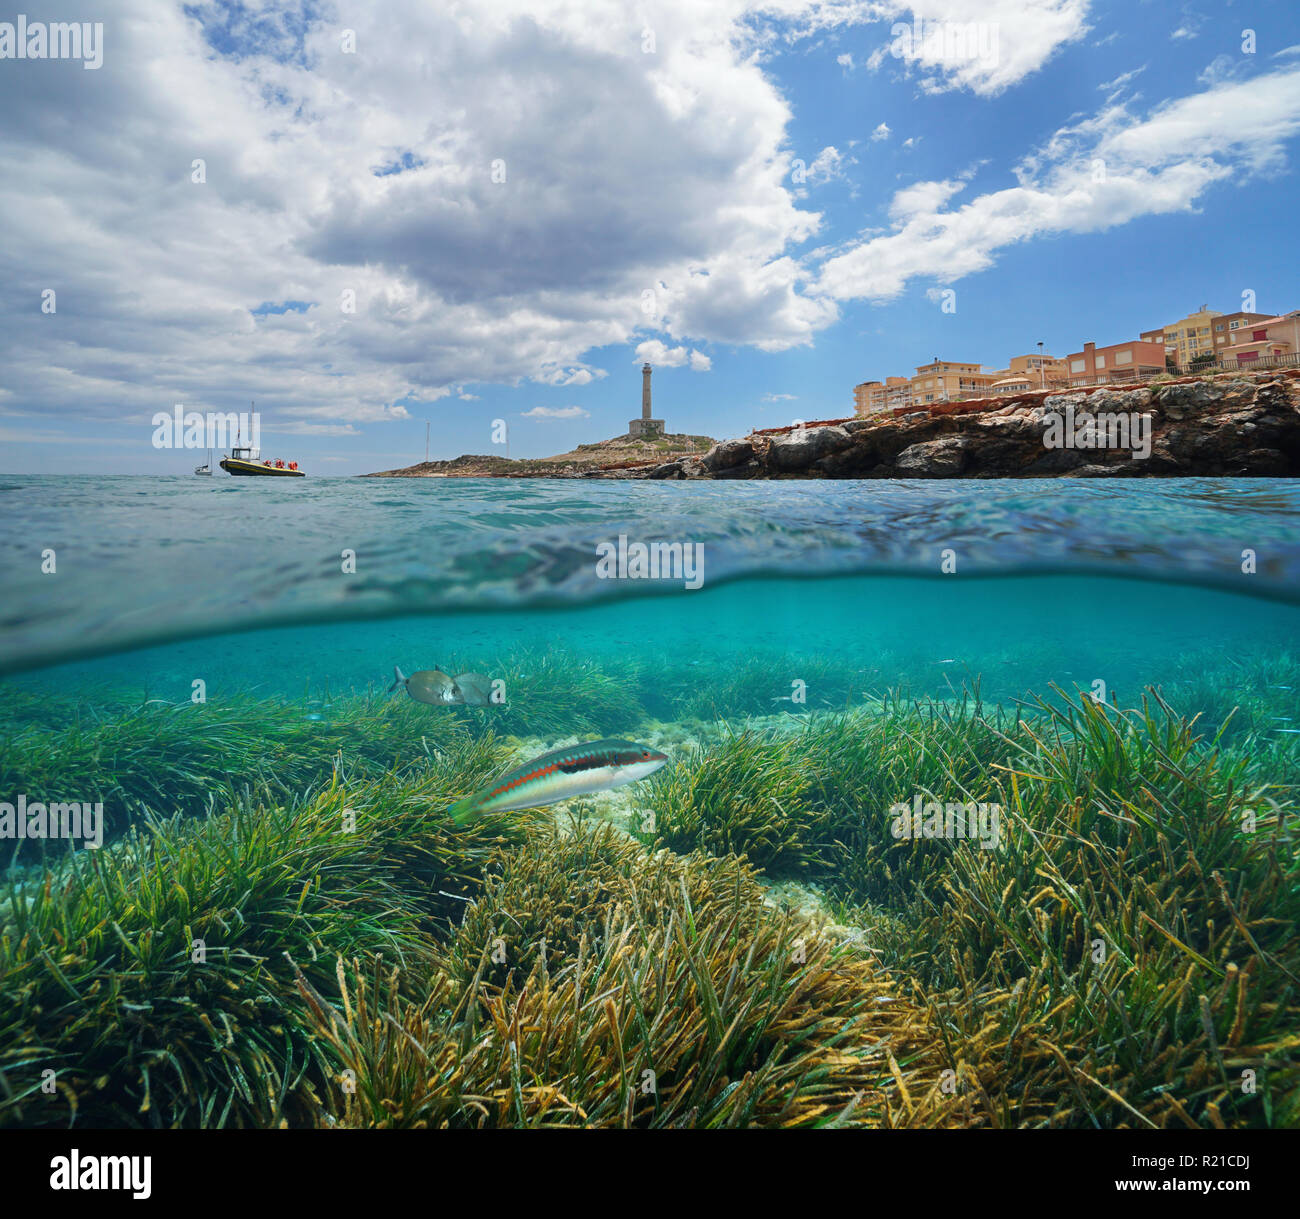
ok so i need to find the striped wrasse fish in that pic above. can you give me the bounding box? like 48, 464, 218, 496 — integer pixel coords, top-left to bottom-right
447, 738, 669, 825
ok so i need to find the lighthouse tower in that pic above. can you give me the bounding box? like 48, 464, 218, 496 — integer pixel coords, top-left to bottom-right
628, 363, 666, 438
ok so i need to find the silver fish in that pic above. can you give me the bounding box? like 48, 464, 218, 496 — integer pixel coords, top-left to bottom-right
452, 672, 493, 707
388, 665, 460, 705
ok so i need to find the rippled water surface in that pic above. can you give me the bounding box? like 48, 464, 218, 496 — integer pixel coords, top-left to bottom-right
2, 475, 1299, 676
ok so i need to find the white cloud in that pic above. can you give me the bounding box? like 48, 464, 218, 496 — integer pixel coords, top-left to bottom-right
889, 177, 968, 219
863, 0, 1092, 97
664, 253, 839, 351
871, 122, 892, 141
1097, 65, 1145, 93
805, 145, 847, 183
837, 52, 854, 69
635, 340, 687, 366
1198, 55, 1247, 87
815, 66, 1300, 303
0, 0, 856, 429
1170, 26, 1198, 42
521, 405, 590, 419
762, 392, 797, 401
536, 367, 604, 387
634, 339, 712, 370
272, 421, 363, 436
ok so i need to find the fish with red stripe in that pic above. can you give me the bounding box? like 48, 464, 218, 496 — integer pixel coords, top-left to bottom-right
447, 738, 669, 825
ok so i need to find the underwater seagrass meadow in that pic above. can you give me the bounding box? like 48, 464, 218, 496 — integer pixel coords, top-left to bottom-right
1, 475, 1298, 1129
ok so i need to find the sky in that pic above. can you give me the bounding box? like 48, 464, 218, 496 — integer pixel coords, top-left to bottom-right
2, 0, 1299, 475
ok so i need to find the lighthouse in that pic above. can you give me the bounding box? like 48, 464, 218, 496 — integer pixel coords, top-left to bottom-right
628, 363, 666, 438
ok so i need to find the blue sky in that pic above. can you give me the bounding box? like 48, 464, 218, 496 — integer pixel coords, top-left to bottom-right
2, 0, 1299, 474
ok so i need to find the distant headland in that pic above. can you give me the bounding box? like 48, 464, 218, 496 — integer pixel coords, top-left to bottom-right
364, 361, 715, 478
362, 430, 715, 479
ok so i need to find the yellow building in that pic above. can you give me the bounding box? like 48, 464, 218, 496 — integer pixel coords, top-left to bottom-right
855, 376, 912, 414
1141, 305, 1223, 365
857, 352, 1063, 415
1007, 352, 1067, 388
910, 360, 1008, 405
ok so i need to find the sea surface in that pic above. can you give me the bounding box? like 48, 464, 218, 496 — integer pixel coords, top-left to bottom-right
2, 475, 1299, 690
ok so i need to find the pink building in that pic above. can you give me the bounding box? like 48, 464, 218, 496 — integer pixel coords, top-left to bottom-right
1227, 312, 1300, 366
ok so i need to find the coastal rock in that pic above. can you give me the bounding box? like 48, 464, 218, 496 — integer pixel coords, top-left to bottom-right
711, 460, 764, 480
1083, 387, 1153, 414
1015, 445, 1089, 476
969, 409, 1047, 443
1152, 380, 1218, 419
647, 461, 685, 479
699, 437, 755, 472
1226, 447, 1291, 475
767, 425, 852, 472
893, 436, 974, 477
779, 372, 1300, 479
1064, 463, 1132, 478
1042, 391, 1087, 415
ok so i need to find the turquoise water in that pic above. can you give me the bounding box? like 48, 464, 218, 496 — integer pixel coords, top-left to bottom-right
7, 572, 1300, 712
2, 474, 1299, 685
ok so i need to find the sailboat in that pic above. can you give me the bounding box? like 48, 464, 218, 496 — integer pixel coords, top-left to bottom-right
195, 447, 213, 476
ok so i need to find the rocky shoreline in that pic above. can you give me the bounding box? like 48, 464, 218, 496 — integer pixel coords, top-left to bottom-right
609, 370, 1300, 480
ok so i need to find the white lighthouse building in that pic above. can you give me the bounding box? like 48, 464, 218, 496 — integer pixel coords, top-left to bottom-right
628, 363, 666, 438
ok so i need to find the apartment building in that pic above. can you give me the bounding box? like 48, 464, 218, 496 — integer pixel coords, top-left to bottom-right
1226, 312, 1300, 366
1065, 339, 1167, 386
910, 360, 1009, 405
854, 376, 913, 415
1007, 352, 1068, 387
1140, 305, 1223, 365
849, 308, 1285, 416
1211, 310, 1273, 356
